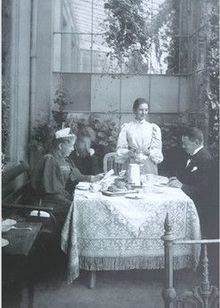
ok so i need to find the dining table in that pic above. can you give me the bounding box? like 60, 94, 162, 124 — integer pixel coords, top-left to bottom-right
61, 176, 201, 283
2, 220, 43, 306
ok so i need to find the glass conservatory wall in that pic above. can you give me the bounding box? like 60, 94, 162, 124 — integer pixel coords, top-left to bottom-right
53, 0, 189, 75
51, 0, 191, 128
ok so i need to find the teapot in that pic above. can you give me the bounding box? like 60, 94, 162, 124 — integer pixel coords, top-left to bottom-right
127, 163, 141, 186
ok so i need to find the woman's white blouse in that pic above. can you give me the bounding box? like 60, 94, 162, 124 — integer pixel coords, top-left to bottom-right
116, 120, 163, 165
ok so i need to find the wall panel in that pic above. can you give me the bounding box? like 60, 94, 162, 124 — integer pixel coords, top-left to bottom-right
91, 75, 120, 112
121, 75, 150, 112
150, 76, 179, 113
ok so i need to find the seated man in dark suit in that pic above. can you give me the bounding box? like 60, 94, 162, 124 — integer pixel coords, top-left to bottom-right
168, 127, 215, 236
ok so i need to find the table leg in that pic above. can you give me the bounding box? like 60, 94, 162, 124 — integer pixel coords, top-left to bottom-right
89, 271, 96, 289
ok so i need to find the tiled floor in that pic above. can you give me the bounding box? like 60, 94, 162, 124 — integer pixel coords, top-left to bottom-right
2, 244, 219, 308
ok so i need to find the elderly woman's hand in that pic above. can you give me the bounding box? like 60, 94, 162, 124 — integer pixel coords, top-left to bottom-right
91, 174, 104, 183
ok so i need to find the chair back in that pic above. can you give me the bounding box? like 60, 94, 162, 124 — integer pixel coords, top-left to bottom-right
2, 161, 31, 202
103, 152, 125, 174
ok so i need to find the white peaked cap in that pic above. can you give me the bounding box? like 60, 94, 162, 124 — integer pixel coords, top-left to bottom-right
55, 127, 76, 140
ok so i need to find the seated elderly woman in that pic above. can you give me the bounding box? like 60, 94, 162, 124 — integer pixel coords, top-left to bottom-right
67, 127, 101, 188
31, 127, 101, 227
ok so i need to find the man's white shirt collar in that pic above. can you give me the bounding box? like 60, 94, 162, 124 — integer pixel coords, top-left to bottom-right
186, 145, 203, 167
192, 145, 203, 156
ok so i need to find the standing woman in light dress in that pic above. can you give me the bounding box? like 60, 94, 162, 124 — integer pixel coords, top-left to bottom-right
116, 98, 163, 175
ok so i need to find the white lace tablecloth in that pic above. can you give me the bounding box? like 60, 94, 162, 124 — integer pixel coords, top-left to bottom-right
61, 184, 201, 283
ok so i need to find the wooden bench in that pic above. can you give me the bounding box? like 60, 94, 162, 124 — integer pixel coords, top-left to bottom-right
2, 161, 56, 232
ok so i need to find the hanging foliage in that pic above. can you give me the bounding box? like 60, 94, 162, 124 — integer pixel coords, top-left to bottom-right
152, 0, 180, 74
206, 0, 219, 159
103, 0, 151, 66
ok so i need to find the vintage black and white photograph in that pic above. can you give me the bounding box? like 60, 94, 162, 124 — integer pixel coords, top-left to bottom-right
2, 0, 219, 307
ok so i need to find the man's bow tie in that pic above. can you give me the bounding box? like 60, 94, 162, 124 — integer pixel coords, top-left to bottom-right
186, 155, 193, 168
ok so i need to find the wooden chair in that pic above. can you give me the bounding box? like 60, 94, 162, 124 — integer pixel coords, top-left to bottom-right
103, 152, 125, 174
161, 213, 220, 308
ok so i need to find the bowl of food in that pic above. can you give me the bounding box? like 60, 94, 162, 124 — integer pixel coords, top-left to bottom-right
2, 238, 9, 247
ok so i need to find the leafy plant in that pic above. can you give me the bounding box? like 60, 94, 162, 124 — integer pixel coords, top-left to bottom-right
206, 1, 219, 159
30, 121, 57, 154
30, 89, 72, 154
51, 89, 71, 128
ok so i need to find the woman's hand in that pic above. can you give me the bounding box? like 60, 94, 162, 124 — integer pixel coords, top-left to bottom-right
135, 152, 148, 163
128, 148, 136, 159
143, 148, 150, 156
128, 147, 150, 164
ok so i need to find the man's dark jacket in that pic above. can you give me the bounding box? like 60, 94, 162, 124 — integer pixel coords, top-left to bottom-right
176, 147, 214, 209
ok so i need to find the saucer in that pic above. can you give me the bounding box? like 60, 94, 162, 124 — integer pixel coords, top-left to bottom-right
2, 238, 9, 247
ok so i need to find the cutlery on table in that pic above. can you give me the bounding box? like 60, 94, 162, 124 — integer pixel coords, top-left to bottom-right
10, 226, 32, 231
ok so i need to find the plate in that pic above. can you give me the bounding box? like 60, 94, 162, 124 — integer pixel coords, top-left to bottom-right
125, 194, 144, 199
76, 183, 90, 190
101, 190, 138, 197
2, 238, 9, 247
77, 186, 90, 191
154, 183, 168, 187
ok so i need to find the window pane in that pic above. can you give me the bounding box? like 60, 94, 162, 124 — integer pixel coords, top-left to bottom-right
62, 0, 92, 33
53, 33, 91, 72
92, 34, 121, 73
93, 0, 106, 33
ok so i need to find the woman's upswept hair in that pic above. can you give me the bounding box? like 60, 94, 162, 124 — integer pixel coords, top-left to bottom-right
133, 98, 149, 112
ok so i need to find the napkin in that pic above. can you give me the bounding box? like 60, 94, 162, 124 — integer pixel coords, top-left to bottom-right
30, 210, 50, 218
102, 169, 114, 180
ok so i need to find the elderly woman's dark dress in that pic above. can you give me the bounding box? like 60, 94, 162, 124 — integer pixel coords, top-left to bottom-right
32, 153, 72, 203
31, 152, 73, 226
